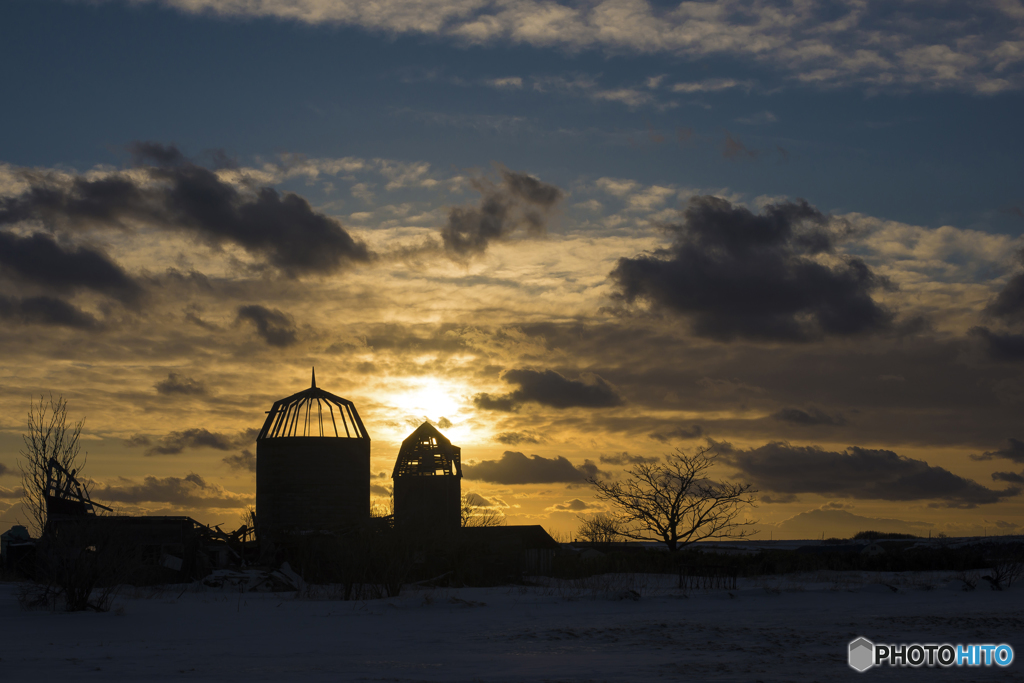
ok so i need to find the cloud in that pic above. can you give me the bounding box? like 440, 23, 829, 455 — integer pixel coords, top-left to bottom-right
0, 142, 372, 277
773, 508, 933, 539
222, 450, 256, 473
970, 438, 1024, 464
496, 431, 541, 445
760, 493, 799, 504
370, 483, 392, 496
735, 111, 778, 125
970, 327, 1024, 361
465, 492, 507, 508
0, 231, 142, 304
993, 471, 1024, 484
464, 450, 603, 484
88, 472, 252, 508
721, 441, 1020, 508
545, 498, 596, 512
132, 1, 1024, 94
135, 428, 241, 456
441, 168, 563, 256
0, 485, 26, 499
473, 368, 622, 411
670, 78, 751, 94
611, 196, 893, 342
599, 452, 660, 465
772, 407, 846, 426
0, 462, 8, 477
0, 295, 100, 330
155, 372, 208, 396
236, 304, 298, 347
985, 252, 1024, 321
648, 424, 704, 443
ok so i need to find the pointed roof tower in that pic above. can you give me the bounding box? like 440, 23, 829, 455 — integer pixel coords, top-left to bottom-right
392, 422, 462, 478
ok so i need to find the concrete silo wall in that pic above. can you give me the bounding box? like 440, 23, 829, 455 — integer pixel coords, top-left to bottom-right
256, 436, 370, 539
393, 475, 461, 533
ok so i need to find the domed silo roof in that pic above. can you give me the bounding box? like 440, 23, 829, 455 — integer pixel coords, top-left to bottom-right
256, 370, 371, 542
257, 369, 368, 440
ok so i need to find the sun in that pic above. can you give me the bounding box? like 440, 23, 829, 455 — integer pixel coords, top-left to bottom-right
391, 379, 460, 416
385, 378, 474, 441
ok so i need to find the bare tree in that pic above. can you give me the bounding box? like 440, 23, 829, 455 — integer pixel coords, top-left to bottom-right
576, 513, 625, 543
19, 395, 87, 536
461, 494, 505, 527
587, 446, 757, 552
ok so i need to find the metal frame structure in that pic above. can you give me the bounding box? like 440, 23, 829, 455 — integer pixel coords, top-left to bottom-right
257, 369, 367, 440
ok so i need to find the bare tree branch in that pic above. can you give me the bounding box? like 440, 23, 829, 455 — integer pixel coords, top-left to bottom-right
18, 395, 87, 536
461, 494, 506, 528
587, 446, 757, 552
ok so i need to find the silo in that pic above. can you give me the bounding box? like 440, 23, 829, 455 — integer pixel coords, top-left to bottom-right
256, 370, 370, 542
392, 422, 462, 533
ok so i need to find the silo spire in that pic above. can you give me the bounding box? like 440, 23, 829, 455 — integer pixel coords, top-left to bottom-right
311, 366, 317, 388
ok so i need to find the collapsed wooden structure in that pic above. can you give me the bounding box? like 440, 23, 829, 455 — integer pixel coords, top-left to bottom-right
42, 457, 253, 582
392, 422, 462, 533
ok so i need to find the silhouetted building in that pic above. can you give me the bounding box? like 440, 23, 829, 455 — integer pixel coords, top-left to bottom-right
392, 422, 462, 533
256, 370, 370, 542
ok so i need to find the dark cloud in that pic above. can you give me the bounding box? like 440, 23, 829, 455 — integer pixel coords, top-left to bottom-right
610, 196, 892, 342
236, 305, 298, 347
648, 424, 704, 443
720, 441, 1020, 508
0, 231, 142, 304
546, 498, 596, 512
496, 431, 541, 445
969, 327, 1024, 361
89, 472, 252, 508
772, 407, 846, 426
0, 295, 100, 329
129, 141, 188, 167
464, 450, 603, 484
222, 450, 256, 473
139, 428, 237, 456
0, 142, 372, 276
473, 393, 520, 412
993, 471, 1024, 484
599, 452, 660, 465
473, 368, 622, 411
0, 462, 10, 477
370, 484, 392, 496
155, 372, 208, 396
760, 493, 800, 504
970, 438, 1024, 464
441, 168, 563, 256
985, 251, 1024, 321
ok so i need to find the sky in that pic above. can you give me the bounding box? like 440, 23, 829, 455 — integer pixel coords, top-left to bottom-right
1, 0, 1023, 540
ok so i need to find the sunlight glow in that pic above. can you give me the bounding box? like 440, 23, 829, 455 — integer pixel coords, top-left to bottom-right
383, 378, 474, 443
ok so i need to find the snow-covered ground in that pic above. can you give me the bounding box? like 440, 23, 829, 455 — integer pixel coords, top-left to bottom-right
1, 571, 1021, 682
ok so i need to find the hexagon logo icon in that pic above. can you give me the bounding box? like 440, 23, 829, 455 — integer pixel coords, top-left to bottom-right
848, 637, 874, 672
